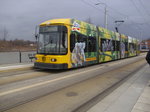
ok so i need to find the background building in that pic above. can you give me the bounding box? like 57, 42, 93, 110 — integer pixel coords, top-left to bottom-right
140, 39, 150, 51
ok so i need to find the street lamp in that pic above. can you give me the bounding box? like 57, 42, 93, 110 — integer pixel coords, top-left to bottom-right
136, 23, 144, 41
114, 20, 124, 33
95, 3, 108, 29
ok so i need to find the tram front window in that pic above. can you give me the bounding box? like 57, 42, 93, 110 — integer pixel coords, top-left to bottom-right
38, 26, 68, 55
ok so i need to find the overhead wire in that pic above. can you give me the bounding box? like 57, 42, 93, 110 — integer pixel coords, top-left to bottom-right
130, 0, 150, 28
81, 0, 148, 39
81, 0, 100, 11
130, 0, 143, 15
81, 0, 116, 22
81, 0, 137, 32
95, 0, 143, 34
97, 0, 129, 19
138, 0, 150, 17
96, 0, 149, 38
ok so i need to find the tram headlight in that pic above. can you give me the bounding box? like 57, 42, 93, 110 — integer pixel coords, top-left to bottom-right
51, 58, 57, 62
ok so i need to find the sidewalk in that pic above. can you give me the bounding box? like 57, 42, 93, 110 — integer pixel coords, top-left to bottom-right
131, 76, 150, 112
87, 64, 150, 112
0, 63, 33, 72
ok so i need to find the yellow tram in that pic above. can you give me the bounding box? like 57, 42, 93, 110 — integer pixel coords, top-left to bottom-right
34, 19, 140, 69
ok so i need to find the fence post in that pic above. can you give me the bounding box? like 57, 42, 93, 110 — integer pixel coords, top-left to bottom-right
19, 51, 21, 63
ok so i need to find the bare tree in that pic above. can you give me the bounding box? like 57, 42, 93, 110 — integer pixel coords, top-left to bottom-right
2, 27, 9, 41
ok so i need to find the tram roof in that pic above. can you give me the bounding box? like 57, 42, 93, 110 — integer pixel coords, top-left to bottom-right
39, 18, 97, 27
40, 18, 72, 26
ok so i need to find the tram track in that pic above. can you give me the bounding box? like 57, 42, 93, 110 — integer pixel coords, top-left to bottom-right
73, 62, 147, 112
0, 70, 44, 85
0, 55, 147, 112
0, 53, 146, 86
0, 68, 68, 85
0, 55, 145, 86
1, 56, 146, 112
0, 69, 36, 78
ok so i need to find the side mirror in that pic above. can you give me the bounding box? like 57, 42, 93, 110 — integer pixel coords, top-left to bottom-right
35, 25, 39, 40
35, 34, 39, 40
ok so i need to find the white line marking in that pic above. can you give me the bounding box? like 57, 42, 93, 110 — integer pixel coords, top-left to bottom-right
0, 56, 144, 96
0, 64, 33, 71
0, 66, 104, 96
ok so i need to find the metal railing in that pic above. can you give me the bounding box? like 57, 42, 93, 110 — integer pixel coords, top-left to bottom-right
0, 51, 36, 65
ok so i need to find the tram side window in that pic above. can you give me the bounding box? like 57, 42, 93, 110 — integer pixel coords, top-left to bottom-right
60, 30, 68, 53
77, 34, 88, 52
125, 42, 128, 51
138, 44, 140, 51
70, 34, 76, 52
101, 39, 106, 52
129, 43, 134, 51
134, 44, 136, 50
116, 41, 120, 51
101, 39, 114, 52
88, 36, 96, 52
133, 43, 136, 50
70, 33, 88, 53
112, 40, 115, 51
135, 44, 138, 51
83, 36, 88, 52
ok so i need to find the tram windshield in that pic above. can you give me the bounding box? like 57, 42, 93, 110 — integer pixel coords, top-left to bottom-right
37, 26, 68, 55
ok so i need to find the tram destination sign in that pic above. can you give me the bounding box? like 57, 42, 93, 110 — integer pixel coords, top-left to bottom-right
39, 26, 58, 33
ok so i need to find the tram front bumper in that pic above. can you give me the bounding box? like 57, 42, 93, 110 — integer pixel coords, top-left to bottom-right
34, 62, 68, 69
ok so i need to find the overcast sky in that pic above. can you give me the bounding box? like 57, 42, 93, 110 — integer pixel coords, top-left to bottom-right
0, 0, 150, 41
